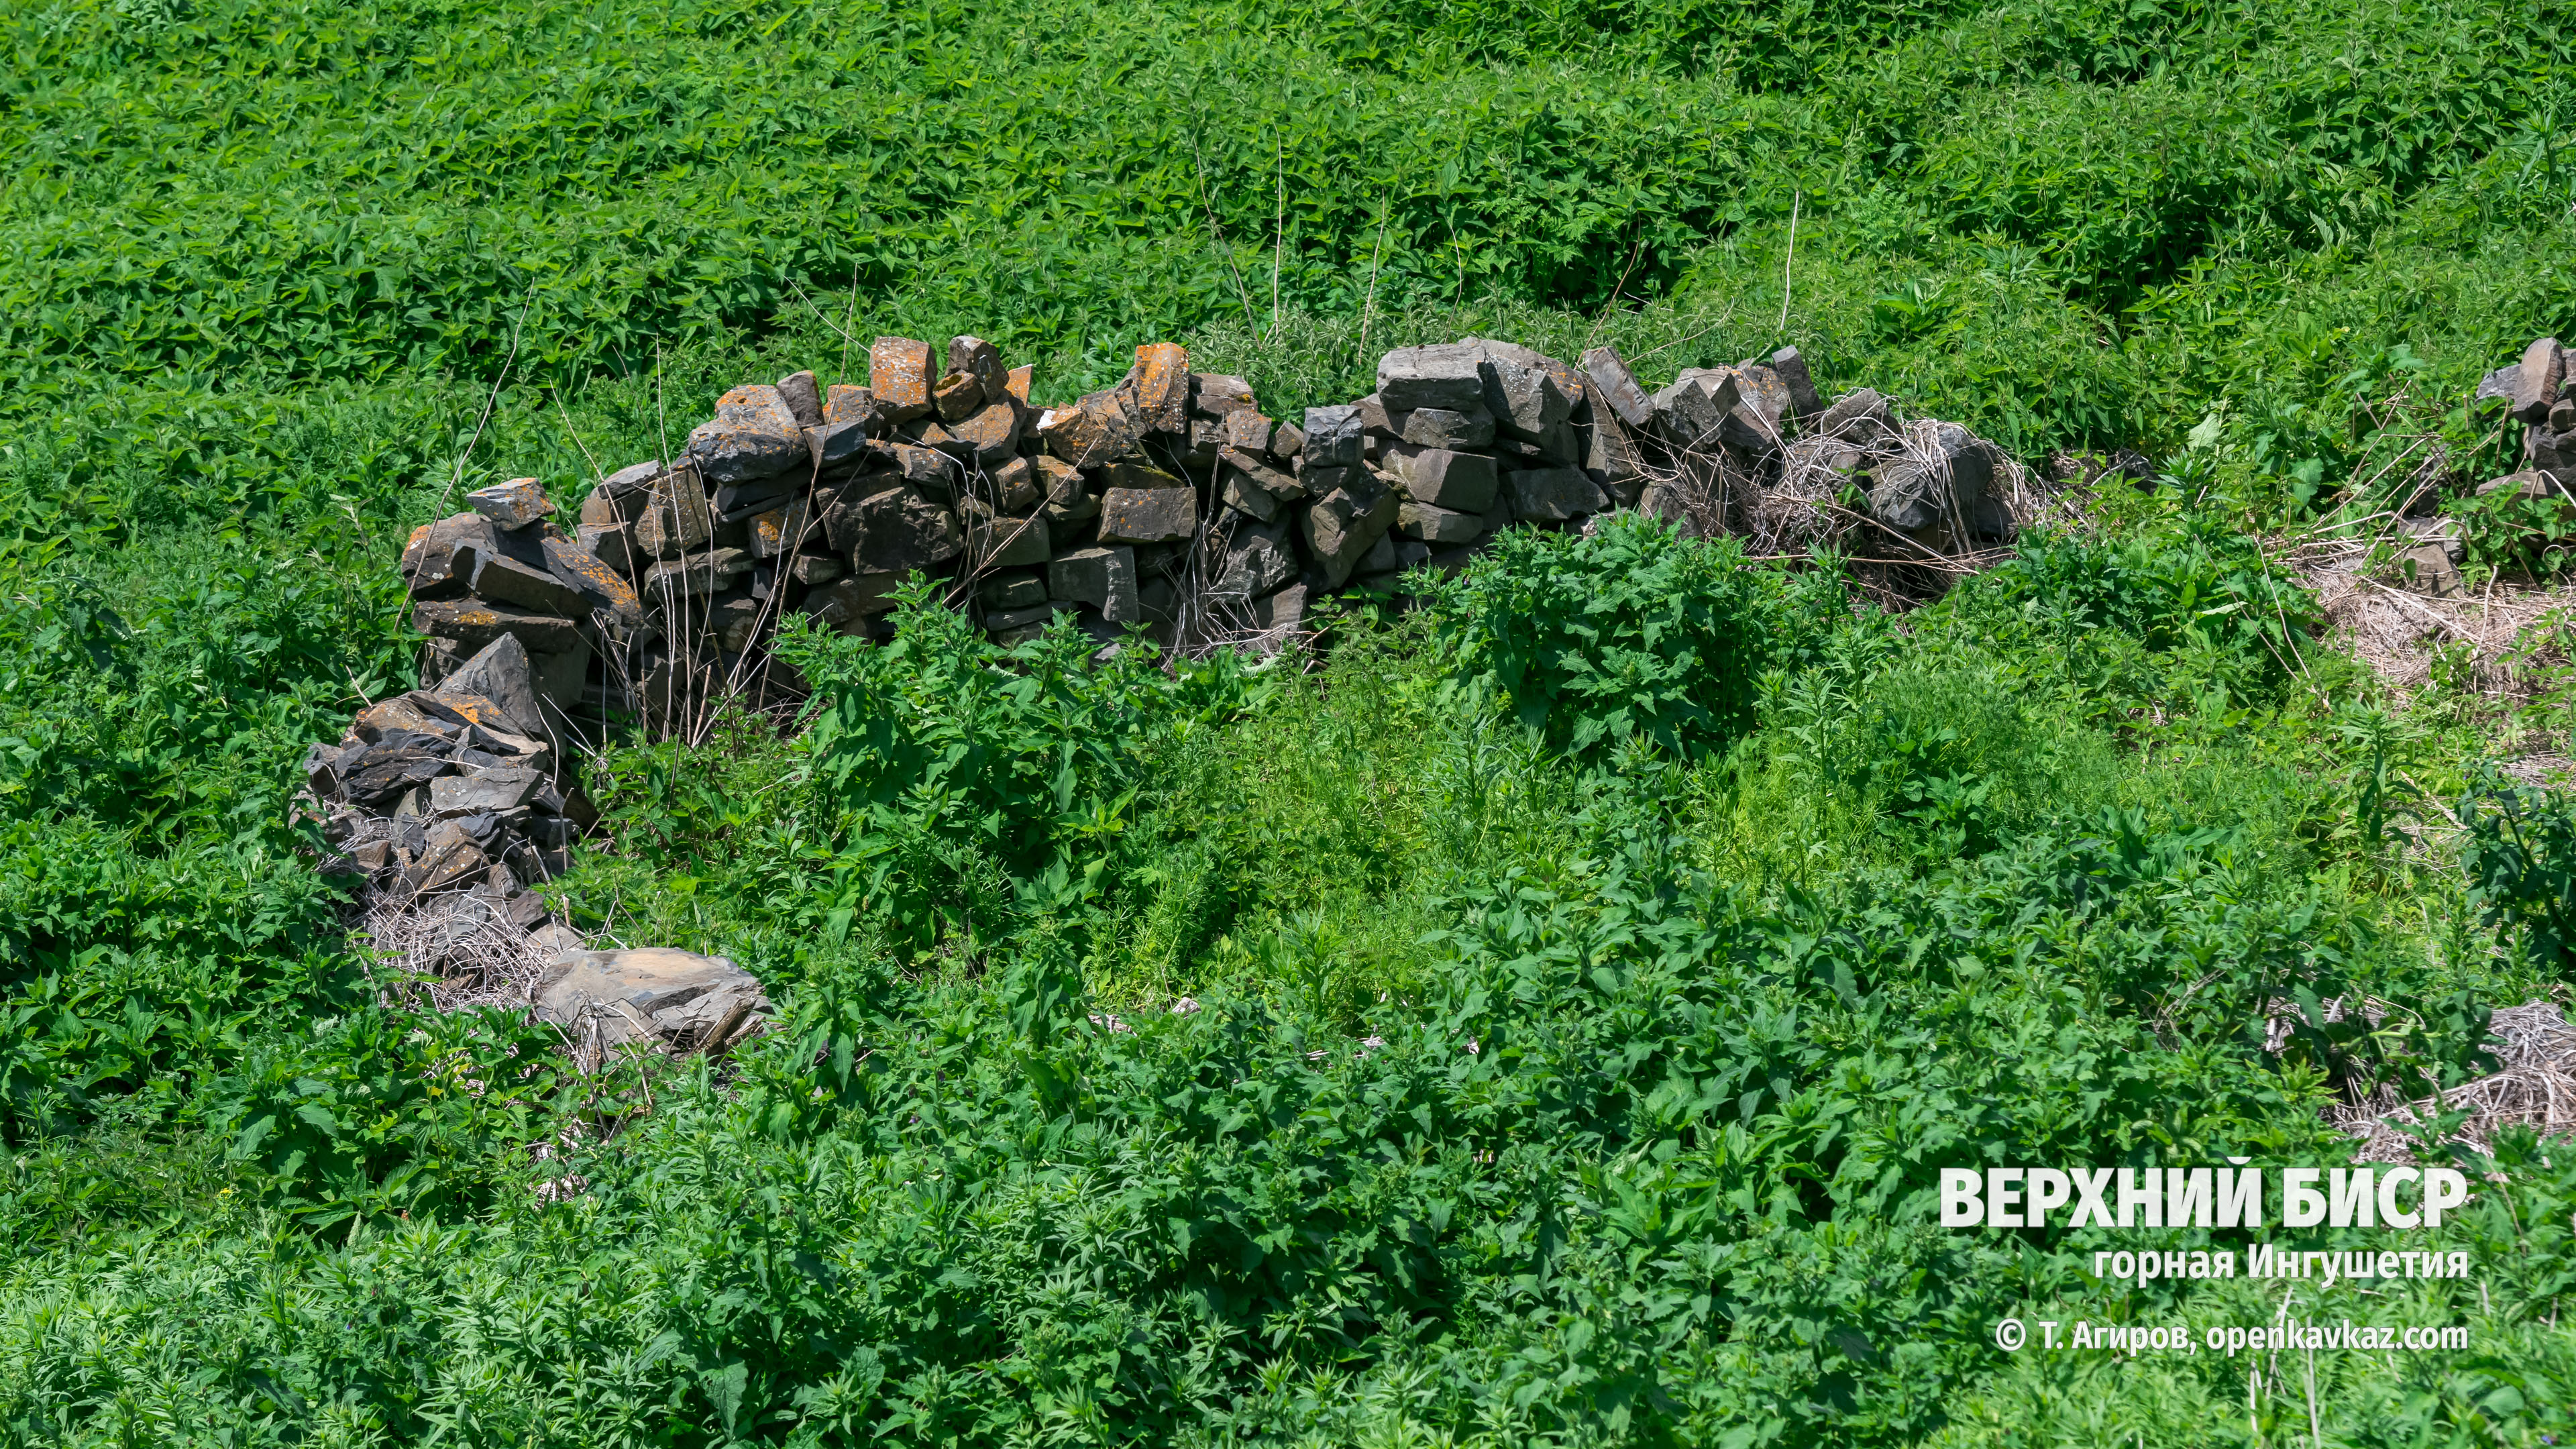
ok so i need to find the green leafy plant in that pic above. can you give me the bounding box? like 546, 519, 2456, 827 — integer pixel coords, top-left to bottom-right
1434, 513, 1848, 763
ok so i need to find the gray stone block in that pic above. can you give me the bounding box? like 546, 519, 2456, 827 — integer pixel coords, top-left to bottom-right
1398, 498, 1485, 543
1377, 342, 1490, 413
1049, 545, 1140, 623
1581, 345, 1654, 429
1098, 486, 1197, 545
1505, 467, 1607, 522
1383, 445, 1499, 513
1304, 404, 1365, 468
1397, 405, 1495, 449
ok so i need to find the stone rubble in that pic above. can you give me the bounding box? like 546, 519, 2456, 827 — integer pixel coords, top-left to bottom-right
311, 333, 2032, 1051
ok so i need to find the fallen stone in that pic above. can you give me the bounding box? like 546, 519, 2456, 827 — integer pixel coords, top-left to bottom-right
430, 766, 543, 816
1099, 486, 1196, 544
804, 419, 871, 474
871, 337, 936, 421
1193, 374, 1257, 419
596, 460, 663, 500
1399, 498, 1485, 543
1049, 545, 1140, 622
2514, 338, 2566, 426
467, 478, 554, 529
341, 740, 455, 806
1505, 467, 1607, 522
1218, 447, 1301, 523
1035, 457, 1098, 525
983, 601, 1063, 633
964, 500, 1053, 568
802, 572, 906, 631
749, 497, 814, 559
1650, 370, 1743, 452
633, 474, 715, 557
640, 547, 753, 598
1098, 456, 1187, 492
1581, 345, 1655, 429
415, 599, 584, 655
824, 484, 965, 573
687, 385, 809, 483
1377, 342, 1489, 413
1813, 388, 1893, 445
1382, 445, 1500, 513
535, 947, 771, 1051
1132, 343, 1191, 433
1038, 391, 1138, 470
354, 694, 455, 742
462, 551, 580, 619
1871, 421, 1992, 535
776, 370, 824, 427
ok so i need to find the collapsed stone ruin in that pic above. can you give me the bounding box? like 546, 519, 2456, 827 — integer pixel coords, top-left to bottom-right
310, 332, 2027, 1059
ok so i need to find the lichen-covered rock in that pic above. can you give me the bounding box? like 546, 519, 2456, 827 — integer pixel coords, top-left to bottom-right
686, 386, 808, 483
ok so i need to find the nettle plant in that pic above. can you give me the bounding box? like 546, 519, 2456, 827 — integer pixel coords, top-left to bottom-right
1432, 513, 1849, 765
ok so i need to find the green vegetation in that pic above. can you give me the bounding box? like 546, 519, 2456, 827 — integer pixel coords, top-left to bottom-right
7, 0, 2576, 1439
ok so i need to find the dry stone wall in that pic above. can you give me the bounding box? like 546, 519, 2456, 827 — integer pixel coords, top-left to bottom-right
392, 333, 2021, 741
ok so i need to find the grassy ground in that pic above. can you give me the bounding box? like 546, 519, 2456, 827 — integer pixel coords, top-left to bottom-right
7, 0, 2576, 1440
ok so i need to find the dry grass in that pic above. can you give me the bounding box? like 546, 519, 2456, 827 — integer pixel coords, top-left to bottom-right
358, 885, 561, 1014
2338, 1001, 2576, 1161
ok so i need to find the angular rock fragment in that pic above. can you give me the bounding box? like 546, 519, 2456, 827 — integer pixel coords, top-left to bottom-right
871, 337, 936, 422
1381, 445, 1500, 513
686, 386, 808, 483
1397, 405, 1495, 449
981, 572, 1050, 610
1193, 374, 1257, 419
932, 370, 985, 423
2514, 338, 2567, 426
1304, 405, 1365, 470
1398, 498, 1485, 543
963, 500, 1052, 568
536, 947, 771, 1051
469, 553, 586, 618
775, 370, 824, 427
1581, 345, 1655, 429
1871, 421, 1992, 535
1505, 467, 1607, 522
467, 478, 554, 529
1049, 545, 1140, 622
641, 547, 754, 599
823, 384, 882, 431
1377, 342, 1490, 413
801, 572, 906, 631
950, 398, 1022, 468
1132, 343, 1191, 434
1482, 355, 1574, 439
1218, 447, 1301, 523
633, 472, 716, 558
823, 484, 965, 574
1300, 481, 1401, 590
430, 766, 543, 816
414, 599, 584, 655
439, 635, 551, 739
1098, 486, 1197, 545
949, 337, 1008, 409
1034, 456, 1098, 525
1770, 345, 1821, 421
1038, 392, 1138, 470
1211, 516, 1297, 599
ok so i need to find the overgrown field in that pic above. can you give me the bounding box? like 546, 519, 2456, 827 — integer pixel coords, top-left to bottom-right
7, 0, 2576, 1440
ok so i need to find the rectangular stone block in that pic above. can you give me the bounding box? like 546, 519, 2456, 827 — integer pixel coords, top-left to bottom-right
1304, 405, 1365, 468
1398, 498, 1485, 543
1397, 405, 1495, 449
871, 337, 936, 421
1048, 545, 1140, 623
1506, 467, 1609, 522
1132, 343, 1191, 433
1098, 486, 1197, 544
1581, 344, 1655, 429
413, 599, 585, 656
1770, 345, 1821, 421
470, 553, 586, 617
1377, 342, 1489, 413
1382, 444, 1499, 513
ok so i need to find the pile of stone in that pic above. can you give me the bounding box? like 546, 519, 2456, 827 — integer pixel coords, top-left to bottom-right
304, 633, 594, 959
2477, 336, 2576, 495
419, 340, 1980, 710
391, 333, 2023, 727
